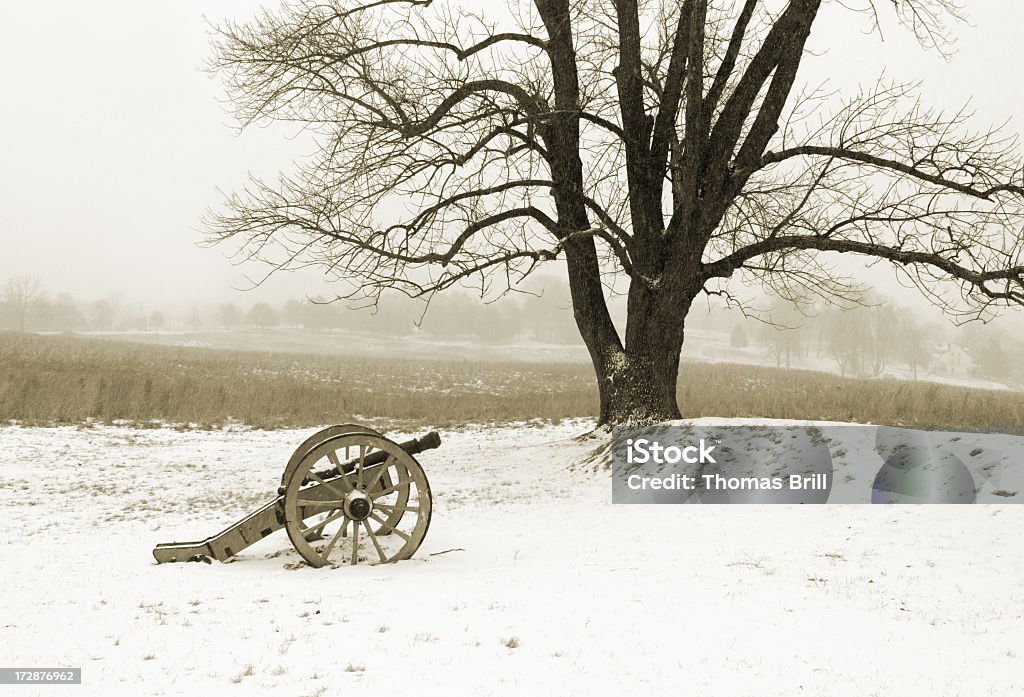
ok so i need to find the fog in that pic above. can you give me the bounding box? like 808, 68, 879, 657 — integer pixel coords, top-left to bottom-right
1, 0, 1022, 322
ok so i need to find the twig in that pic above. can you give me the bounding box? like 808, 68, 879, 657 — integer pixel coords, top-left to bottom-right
429, 548, 465, 556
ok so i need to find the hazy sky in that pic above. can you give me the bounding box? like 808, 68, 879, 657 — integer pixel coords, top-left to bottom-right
1, 0, 1021, 312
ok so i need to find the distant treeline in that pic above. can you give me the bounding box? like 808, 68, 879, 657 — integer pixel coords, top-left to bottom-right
716, 298, 1024, 389
2, 274, 1022, 387
0, 275, 582, 344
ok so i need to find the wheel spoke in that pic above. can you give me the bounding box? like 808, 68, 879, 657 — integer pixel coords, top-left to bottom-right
310, 508, 339, 537
299, 508, 347, 535
350, 520, 360, 565
379, 454, 397, 476
369, 513, 411, 542
337, 468, 358, 492
296, 498, 345, 508
363, 520, 387, 562
371, 478, 413, 499
374, 503, 419, 514
356, 445, 367, 490
321, 518, 348, 560
305, 470, 348, 498
326, 451, 358, 492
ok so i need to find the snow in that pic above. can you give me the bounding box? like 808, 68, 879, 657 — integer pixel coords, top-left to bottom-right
1, 420, 1022, 696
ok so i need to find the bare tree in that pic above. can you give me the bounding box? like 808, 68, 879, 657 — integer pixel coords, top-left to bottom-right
245, 302, 280, 328
3, 276, 42, 332
821, 299, 894, 378
822, 305, 861, 377
91, 299, 115, 332
207, 0, 1024, 424
892, 308, 933, 380
757, 299, 806, 369
219, 302, 242, 330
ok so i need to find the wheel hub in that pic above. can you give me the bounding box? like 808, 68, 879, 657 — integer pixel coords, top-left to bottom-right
344, 490, 373, 521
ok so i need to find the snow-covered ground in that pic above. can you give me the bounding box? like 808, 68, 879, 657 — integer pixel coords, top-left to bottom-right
1, 421, 1022, 696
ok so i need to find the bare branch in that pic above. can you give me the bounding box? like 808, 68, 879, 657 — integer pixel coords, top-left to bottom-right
759, 145, 1024, 201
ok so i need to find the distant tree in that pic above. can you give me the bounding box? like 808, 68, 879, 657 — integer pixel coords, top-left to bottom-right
974, 337, 1008, 381
823, 307, 861, 377
488, 300, 524, 343
245, 302, 279, 328
282, 299, 305, 328
149, 310, 166, 330
753, 294, 806, 370
420, 292, 526, 342
892, 310, 932, 380
189, 305, 205, 330
209, 1, 1024, 424
298, 297, 331, 332
120, 314, 149, 332
758, 300, 806, 369
91, 299, 115, 332
528, 287, 580, 344
863, 303, 896, 377
299, 296, 385, 332
822, 301, 894, 378
421, 293, 479, 339
219, 303, 242, 329
439, 295, 527, 343
369, 297, 419, 336
963, 325, 1013, 383
764, 328, 796, 368
50, 293, 85, 332
3, 276, 42, 332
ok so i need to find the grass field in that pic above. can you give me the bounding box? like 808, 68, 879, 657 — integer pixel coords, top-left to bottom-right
2, 331, 1024, 433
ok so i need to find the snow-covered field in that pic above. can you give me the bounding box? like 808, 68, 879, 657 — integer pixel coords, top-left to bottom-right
1, 421, 1022, 696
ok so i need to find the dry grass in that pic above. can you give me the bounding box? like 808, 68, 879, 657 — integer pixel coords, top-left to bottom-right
677, 363, 1024, 434
2, 332, 1023, 433
0, 332, 592, 429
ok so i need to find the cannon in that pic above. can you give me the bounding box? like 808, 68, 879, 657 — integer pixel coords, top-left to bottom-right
153, 425, 439, 567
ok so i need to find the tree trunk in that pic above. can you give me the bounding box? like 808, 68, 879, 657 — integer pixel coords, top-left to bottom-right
596, 346, 683, 425
563, 254, 691, 425
577, 264, 693, 425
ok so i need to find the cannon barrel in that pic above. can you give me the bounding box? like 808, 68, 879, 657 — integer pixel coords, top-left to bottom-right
401, 430, 442, 456
309, 430, 441, 482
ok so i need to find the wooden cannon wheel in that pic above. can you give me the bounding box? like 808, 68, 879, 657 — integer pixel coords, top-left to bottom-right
282, 432, 433, 567
280, 423, 383, 492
